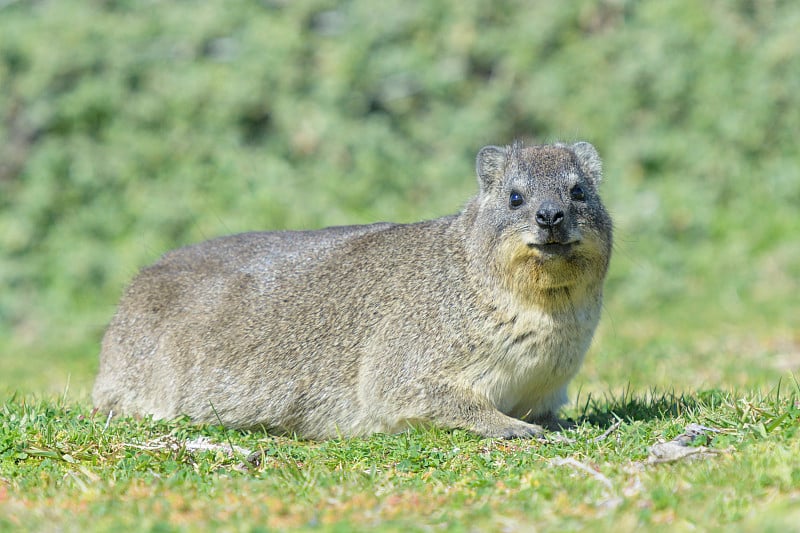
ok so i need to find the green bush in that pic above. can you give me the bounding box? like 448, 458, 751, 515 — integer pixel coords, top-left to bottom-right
1, 0, 798, 393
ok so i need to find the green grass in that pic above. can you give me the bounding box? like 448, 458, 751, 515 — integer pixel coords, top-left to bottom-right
3, 386, 799, 531
2, 0, 800, 530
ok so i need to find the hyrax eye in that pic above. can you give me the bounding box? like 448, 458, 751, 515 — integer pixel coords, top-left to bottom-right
509, 191, 524, 209
570, 184, 586, 201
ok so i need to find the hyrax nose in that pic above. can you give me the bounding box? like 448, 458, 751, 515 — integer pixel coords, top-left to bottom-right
535, 201, 565, 229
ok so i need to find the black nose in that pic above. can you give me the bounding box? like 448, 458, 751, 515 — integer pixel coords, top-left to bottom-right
535, 201, 564, 229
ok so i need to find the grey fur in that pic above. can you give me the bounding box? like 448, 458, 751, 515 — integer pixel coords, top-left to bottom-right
93, 141, 613, 440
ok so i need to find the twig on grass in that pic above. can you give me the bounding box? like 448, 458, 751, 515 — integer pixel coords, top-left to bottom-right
123, 435, 251, 457
647, 444, 724, 464
592, 420, 622, 443
549, 457, 622, 510
549, 457, 614, 492
647, 423, 730, 464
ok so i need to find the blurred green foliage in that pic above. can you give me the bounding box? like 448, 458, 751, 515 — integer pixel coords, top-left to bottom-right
1, 0, 798, 394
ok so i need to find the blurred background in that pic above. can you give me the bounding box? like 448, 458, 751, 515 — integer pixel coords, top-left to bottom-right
1, 0, 798, 400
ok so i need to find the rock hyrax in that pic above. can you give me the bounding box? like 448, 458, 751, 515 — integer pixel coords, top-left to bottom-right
93, 141, 613, 439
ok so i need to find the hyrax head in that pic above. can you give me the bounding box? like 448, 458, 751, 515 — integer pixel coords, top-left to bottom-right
474, 141, 612, 291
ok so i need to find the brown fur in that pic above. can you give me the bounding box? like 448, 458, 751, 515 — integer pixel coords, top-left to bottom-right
93, 141, 613, 439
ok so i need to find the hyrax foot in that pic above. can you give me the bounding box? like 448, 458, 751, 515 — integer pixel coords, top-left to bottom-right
475, 417, 546, 440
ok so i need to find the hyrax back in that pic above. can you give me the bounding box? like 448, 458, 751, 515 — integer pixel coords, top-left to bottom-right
93, 141, 612, 439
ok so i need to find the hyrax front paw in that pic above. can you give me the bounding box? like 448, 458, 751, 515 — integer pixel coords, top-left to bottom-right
475, 418, 546, 439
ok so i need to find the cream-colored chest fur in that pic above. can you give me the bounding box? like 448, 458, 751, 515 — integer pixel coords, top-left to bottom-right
468, 296, 601, 418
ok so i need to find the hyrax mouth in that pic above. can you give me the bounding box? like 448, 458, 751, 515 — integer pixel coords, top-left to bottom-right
526, 241, 578, 256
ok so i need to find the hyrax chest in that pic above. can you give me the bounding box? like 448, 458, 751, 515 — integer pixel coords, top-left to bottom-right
468, 298, 600, 416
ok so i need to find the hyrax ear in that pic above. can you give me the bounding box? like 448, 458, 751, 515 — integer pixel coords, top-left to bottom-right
476, 145, 508, 192
571, 141, 603, 185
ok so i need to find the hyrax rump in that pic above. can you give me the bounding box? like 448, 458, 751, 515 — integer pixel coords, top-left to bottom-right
93, 141, 612, 440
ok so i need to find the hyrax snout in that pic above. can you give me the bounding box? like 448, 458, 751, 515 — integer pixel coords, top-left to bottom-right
93, 140, 613, 440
